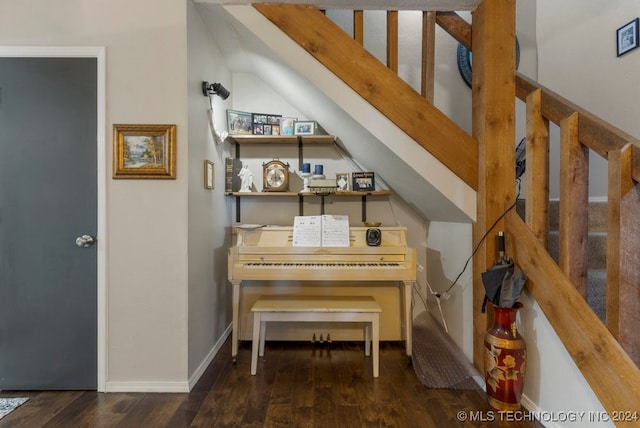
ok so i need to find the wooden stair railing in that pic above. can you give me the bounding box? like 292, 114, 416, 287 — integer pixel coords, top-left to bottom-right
251, 2, 640, 418
516, 74, 640, 357
506, 210, 640, 416
253, 4, 478, 191
429, 5, 640, 358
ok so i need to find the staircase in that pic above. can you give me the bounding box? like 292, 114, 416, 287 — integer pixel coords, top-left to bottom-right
548, 201, 608, 322
520, 200, 608, 322
248, 1, 640, 418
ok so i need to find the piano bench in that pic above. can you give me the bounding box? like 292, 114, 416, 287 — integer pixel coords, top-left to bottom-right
250, 295, 382, 377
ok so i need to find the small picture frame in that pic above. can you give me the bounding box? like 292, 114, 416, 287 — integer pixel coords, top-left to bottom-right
352, 172, 375, 192
113, 124, 176, 179
617, 18, 639, 57
267, 114, 282, 125
336, 173, 350, 191
253, 123, 264, 135
204, 160, 214, 189
294, 121, 316, 135
280, 117, 297, 135
252, 113, 268, 124
226, 110, 253, 135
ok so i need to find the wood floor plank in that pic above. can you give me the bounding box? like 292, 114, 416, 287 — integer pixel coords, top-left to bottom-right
267, 342, 296, 406
0, 391, 83, 427
0, 339, 543, 428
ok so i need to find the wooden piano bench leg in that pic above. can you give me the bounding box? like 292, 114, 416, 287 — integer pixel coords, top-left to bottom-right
251, 312, 262, 375
364, 322, 371, 356
372, 313, 379, 378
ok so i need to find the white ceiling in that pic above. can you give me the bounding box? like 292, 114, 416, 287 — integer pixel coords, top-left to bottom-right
195, 0, 481, 11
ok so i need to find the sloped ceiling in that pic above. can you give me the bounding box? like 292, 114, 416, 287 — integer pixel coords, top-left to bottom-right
194, 3, 476, 222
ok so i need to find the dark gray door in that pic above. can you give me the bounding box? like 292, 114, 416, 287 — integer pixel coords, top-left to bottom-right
0, 57, 97, 389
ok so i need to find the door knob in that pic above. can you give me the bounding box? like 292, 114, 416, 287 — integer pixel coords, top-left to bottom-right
75, 235, 96, 248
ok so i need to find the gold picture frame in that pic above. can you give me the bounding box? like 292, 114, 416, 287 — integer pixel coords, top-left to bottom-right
204, 160, 214, 189
113, 124, 176, 179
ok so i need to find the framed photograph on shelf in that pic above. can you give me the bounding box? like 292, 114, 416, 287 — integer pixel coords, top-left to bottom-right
352, 172, 375, 191
252, 113, 268, 124
113, 124, 176, 179
617, 17, 639, 57
227, 110, 252, 135
267, 114, 282, 125
294, 121, 316, 135
336, 173, 350, 191
204, 160, 214, 189
280, 117, 297, 135
253, 123, 264, 135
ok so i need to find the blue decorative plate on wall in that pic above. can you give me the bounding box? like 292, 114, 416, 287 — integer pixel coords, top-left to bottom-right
456, 37, 520, 88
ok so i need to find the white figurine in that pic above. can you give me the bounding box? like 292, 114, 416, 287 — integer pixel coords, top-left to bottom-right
238, 164, 254, 192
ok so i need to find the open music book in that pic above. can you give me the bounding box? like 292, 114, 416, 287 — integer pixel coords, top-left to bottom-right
292, 215, 350, 247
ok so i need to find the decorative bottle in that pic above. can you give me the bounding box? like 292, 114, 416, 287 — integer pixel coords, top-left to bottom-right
484, 302, 526, 411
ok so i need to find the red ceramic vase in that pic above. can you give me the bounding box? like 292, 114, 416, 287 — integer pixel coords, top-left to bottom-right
484, 302, 526, 411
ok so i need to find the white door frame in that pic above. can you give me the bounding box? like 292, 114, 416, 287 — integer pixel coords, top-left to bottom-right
0, 46, 107, 392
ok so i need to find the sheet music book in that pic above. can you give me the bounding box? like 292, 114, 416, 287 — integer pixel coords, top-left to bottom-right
292, 215, 350, 247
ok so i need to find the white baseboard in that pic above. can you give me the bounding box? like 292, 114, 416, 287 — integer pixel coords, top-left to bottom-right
105, 323, 232, 393
104, 381, 190, 393
188, 323, 233, 391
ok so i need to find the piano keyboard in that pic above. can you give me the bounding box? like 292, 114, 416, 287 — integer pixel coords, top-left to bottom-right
243, 262, 404, 269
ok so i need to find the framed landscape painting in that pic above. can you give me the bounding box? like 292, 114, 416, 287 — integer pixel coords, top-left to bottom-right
113, 124, 176, 179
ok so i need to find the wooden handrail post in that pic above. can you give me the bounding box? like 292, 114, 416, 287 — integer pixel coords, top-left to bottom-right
387, 11, 398, 72
525, 89, 550, 247
421, 11, 436, 102
353, 10, 363, 45
559, 112, 589, 298
471, 0, 516, 370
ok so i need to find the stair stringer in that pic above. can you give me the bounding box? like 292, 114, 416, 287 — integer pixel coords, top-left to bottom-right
224, 4, 476, 222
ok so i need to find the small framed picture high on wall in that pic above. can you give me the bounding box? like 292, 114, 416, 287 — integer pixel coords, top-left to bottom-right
616, 17, 639, 57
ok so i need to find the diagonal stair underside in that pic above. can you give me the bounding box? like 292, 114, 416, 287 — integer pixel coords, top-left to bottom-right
254, 4, 478, 191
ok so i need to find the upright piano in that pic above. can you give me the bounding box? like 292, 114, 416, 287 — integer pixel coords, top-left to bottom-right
228, 225, 416, 361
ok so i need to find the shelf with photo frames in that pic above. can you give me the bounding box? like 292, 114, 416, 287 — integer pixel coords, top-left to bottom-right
224, 134, 391, 222
225, 134, 336, 145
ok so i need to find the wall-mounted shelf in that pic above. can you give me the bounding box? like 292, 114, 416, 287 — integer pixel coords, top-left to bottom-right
227, 190, 392, 223
224, 190, 391, 197
225, 133, 390, 222
226, 134, 335, 145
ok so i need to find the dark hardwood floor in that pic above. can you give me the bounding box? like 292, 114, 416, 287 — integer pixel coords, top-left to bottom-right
0, 338, 543, 427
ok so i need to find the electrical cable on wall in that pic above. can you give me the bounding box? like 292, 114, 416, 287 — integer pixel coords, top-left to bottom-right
437, 177, 522, 300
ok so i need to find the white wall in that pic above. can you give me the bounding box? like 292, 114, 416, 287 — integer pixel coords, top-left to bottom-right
537, 0, 640, 200
186, 0, 235, 384
0, 0, 191, 391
